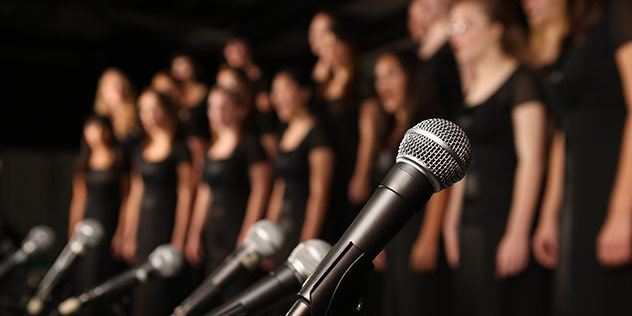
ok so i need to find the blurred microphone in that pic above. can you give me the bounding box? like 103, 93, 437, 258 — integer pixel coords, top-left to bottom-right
0, 225, 55, 280
205, 239, 332, 316
27, 219, 104, 315
171, 220, 285, 316
287, 118, 472, 316
57, 244, 183, 315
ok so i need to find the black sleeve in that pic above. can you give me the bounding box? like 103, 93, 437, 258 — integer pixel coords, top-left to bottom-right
609, 0, 632, 49
305, 123, 333, 151
511, 67, 545, 108
243, 134, 268, 165
174, 142, 192, 165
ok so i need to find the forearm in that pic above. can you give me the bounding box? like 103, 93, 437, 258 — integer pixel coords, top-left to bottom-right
418, 189, 450, 242
539, 131, 565, 224
505, 161, 545, 237
171, 190, 192, 247
300, 194, 328, 241
240, 188, 268, 240
266, 180, 284, 223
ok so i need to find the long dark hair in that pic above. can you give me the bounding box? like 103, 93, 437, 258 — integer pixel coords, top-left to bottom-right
567, 0, 604, 45
138, 88, 181, 141
76, 115, 121, 175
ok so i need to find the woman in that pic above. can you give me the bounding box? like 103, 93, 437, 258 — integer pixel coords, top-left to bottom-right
266, 69, 335, 263
184, 86, 271, 275
121, 89, 193, 316
68, 116, 125, 316
442, 1, 549, 315
527, 0, 632, 315
372, 50, 448, 316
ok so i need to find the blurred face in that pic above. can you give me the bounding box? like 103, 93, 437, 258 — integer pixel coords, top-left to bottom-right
100, 71, 126, 107
270, 73, 308, 122
207, 90, 244, 130
309, 13, 334, 56
83, 121, 109, 148
216, 69, 240, 91
138, 91, 170, 132
151, 73, 180, 102
223, 40, 251, 68
374, 54, 408, 114
521, 0, 565, 28
408, 0, 428, 42
170, 56, 195, 81
448, 1, 502, 63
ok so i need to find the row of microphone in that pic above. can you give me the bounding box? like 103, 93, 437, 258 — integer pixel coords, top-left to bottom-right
2, 118, 473, 316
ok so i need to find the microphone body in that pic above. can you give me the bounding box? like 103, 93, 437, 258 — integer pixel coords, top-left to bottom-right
206, 240, 332, 316
27, 220, 103, 315
57, 244, 183, 315
0, 225, 55, 280
287, 119, 472, 316
172, 220, 284, 316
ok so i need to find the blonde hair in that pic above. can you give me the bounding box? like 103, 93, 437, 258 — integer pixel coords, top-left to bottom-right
94, 68, 138, 140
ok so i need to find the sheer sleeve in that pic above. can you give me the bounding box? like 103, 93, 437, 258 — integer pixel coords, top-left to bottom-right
609, 0, 632, 49
305, 123, 333, 151
243, 133, 268, 165
511, 67, 545, 108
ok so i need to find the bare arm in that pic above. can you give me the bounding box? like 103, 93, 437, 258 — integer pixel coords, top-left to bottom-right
300, 147, 335, 242
68, 174, 87, 240
171, 162, 194, 251
112, 173, 130, 259
597, 41, 632, 266
237, 162, 272, 246
348, 98, 380, 204
496, 101, 546, 278
443, 179, 465, 269
185, 183, 211, 266
410, 188, 450, 272
122, 172, 144, 263
266, 179, 285, 223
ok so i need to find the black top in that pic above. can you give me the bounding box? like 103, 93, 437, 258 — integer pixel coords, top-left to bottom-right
274, 123, 332, 261
179, 100, 210, 140
457, 66, 543, 223
201, 134, 267, 273
133, 141, 191, 259
548, 1, 632, 315
426, 43, 463, 121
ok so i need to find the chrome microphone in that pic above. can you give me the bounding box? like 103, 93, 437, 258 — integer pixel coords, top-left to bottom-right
0, 225, 55, 280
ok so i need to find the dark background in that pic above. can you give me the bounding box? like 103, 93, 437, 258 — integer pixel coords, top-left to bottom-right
0, 0, 413, 149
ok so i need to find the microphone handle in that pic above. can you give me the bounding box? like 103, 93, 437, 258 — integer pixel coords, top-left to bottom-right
80, 263, 151, 304
0, 249, 26, 280
173, 246, 253, 316
33, 243, 80, 302
205, 263, 302, 316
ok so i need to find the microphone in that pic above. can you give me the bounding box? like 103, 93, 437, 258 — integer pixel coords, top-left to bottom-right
171, 219, 285, 316
205, 239, 332, 316
27, 219, 104, 315
0, 225, 55, 280
286, 118, 472, 316
57, 244, 183, 315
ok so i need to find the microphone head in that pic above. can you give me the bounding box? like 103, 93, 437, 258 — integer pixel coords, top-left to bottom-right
73, 219, 104, 247
397, 118, 472, 192
287, 239, 332, 281
22, 225, 55, 255
148, 245, 183, 278
244, 220, 284, 259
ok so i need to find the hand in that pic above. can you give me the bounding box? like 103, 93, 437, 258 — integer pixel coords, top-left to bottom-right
443, 225, 460, 269
496, 233, 530, 279
348, 175, 371, 204
409, 235, 439, 273
184, 237, 204, 267
111, 228, 123, 260
121, 239, 137, 265
532, 218, 558, 268
596, 212, 632, 267
373, 250, 387, 271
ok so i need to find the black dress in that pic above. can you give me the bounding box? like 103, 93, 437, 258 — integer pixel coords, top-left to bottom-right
201, 134, 267, 274
179, 100, 210, 141
425, 43, 463, 121
274, 123, 332, 263
131, 141, 191, 316
454, 66, 549, 316
549, 1, 632, 315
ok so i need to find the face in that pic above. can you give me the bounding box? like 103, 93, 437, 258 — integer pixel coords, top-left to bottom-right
270, 73, 308, 122
138, 91, 170, 133
223, 40, 250, 68
309, 13, 333, 56
374, 54, 408, 114
408, 0, 428, 42
216, 69, 240, 91
100, 71, 126, 107
521, 0, 565, 27
448, 1, 501, 63
170, 56, 195, 81
152, 73, 181, 102
207, 90, 243, 130
84, 121, 109, 148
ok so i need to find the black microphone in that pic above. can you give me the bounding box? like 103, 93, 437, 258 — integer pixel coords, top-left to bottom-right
205, 239, 332, 316
0, 225, 55, 280
27, 219, 104, 315
171, 220, 285, 316
286, 118, 472, 316
57, 244, 183, 315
